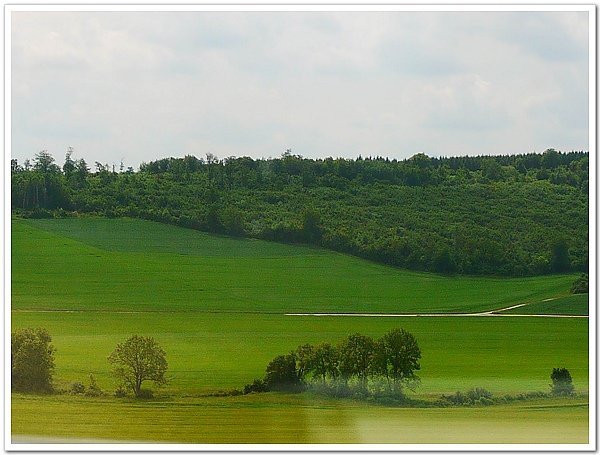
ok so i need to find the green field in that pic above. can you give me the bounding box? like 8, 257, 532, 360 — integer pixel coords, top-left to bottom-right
13, 218, 577, 314
11, 393, 589, 444
11, 312, 588, 395
10, 217, 590, 444
500, 294, 589, 316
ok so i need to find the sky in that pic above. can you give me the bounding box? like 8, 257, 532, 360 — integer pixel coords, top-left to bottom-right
10, 9, 590, 169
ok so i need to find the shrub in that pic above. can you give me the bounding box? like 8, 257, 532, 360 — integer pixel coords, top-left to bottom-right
11, 327, 55, 393
85, 374, 103, 397
243, 378, 269, 394
476, 397, 494, 406
571, 274, 589, 294
466, 387, 493, 402
114, 387, 127, 398
70, 382, 86, 395
136, 388, 154, 399
265, 353, 303, 392
440, 388, 494, 406
551, 368, 575, 396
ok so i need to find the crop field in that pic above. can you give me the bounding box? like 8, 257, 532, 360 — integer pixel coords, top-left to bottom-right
11, 311, 588, 396
501, 294, 589, 315
10, 217, 590, 444
11, 393, 589, 444
13, 218, 577, 314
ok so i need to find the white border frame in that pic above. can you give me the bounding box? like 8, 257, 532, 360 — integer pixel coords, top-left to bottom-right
4, 3, 596, 452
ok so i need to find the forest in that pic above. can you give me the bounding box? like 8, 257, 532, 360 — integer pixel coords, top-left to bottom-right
11, 148, 588, 276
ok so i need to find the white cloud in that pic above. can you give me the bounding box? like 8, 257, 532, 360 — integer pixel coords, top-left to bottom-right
10, 10, 589, 168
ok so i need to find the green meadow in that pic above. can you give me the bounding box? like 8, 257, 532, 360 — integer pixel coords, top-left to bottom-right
10, 217, 590, 444
13, 218, 576, 314
11, 393, 589, 444
501, 294, 589, 316
11, 311, 588, 396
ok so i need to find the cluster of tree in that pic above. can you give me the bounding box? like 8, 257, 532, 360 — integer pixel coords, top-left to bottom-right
11, 148, 589, 276
245, 329, 421, 398
11, 327, 577, 406
11, 328, 55, 393
571, 273, 589, 294
11, 328, 168, 399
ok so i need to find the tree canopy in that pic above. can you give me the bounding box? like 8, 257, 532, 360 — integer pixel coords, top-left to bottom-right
12, 148, 589, 277
247, 328, 422, 398
11, 327, 55, 393
108, 335, 168, 397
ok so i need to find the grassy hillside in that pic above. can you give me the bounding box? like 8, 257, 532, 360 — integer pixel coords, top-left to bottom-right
11, 217, 588, 394
10, 216, 589, 444
12, 393, 588, 444
13, 150, 589, 276
13, 217, 577, 314
11, 311, 588, 395
501, 294, 589, 316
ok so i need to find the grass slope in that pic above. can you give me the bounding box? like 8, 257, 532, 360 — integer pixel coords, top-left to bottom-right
13, 217, 576, 314
11, 394, 589, 444
10, 217, 589, 444
501, 294, 589, 316
11, 312, 588, 395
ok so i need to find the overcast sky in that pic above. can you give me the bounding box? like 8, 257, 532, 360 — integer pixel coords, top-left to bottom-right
11, 10, 589, 169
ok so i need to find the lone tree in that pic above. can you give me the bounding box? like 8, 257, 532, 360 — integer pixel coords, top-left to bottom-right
108, 335, 168, 397
550, 367, 575, 396
11, 327, 55, 393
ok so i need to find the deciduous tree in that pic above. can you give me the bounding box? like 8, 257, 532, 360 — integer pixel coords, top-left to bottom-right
108, 335, 168, 397
11, 327, 55, 393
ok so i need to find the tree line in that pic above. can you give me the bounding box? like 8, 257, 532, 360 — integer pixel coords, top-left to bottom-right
245, 329, 422, 399
11, 328, 168, 399
10, 327, 576, 403
11, 148, 588, 276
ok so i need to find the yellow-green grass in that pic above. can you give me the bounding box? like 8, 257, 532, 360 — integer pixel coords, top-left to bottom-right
13, 218, 577, 314
11, 312, 588, 396
11, 393, 589, 444
501, 294, 589, 316
10, 216, 590, 444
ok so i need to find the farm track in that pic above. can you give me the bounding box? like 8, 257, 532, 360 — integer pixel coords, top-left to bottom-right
11, 301, 587, 318
285, 300, 588, 318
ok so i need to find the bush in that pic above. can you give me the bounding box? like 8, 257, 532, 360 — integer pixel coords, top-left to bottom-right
571, 274, 589, 294
136, 388, 154, 399
551, 368, 575, 396
85, 374, 103, 397
475, 396, 494, 406
243, 378, 269, 394
265, 353, 303, 392
11, 327, 55, 393
70, 382, 86, 395
466, 387, 493, 402
309, 380, 351, 398
440, 388, 494, 406
114, 387, 127, 398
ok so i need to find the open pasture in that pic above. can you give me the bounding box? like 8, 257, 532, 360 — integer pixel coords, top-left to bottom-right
11, 311, 588, 396
501, 294, 589, 316
10, 217, 590, 444
11, 393, 589, 444
13, 217, 578, 314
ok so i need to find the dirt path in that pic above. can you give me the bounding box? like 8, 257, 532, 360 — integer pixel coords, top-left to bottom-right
285, 301, 588, 318
12, 300, 586, 318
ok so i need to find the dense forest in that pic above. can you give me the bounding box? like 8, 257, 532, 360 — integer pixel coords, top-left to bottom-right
11, 148, 588, 276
